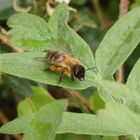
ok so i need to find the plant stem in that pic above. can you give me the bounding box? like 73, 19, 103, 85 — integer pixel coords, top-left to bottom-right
91, 0, 105, 28
117, 0, 130, 140
0, 32, 23, 52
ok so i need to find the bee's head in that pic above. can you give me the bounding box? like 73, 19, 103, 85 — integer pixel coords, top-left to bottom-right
74, 65, 85, 81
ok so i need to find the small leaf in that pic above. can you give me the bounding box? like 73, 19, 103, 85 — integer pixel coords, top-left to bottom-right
23, 100, 67, 140
48, 2, 69, 38
126, 59, 140, 112
95, 8, 140, 78
17, 98, 37, 117
31, 86, 55, 109
7, 13, 52, 51
18, 86, 55, 116
89, 91, 105, 113
0, 113, 35, 134
96, 80, 140, 108
127, 58, 140, 92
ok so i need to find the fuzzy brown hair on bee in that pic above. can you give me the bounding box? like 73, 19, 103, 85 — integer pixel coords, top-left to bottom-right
42, 50, 86, 84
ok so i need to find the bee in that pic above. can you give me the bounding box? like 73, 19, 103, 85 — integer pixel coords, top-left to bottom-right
37, 50, 86, 84
35, 40, 94, 84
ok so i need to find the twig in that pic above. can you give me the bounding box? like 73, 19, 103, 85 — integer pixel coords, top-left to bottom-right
116, 65, 125, 83
70, 90, 94, 113
0, 110, 22, 140
119, 0, 130, 18
0, 33, 24, 52
0, 111, 9, 123
91, 0, 105, 29
13, 0, 31, 13
117, 0, 130, 140
48, 87, 94, 113
116, 0, 130, 82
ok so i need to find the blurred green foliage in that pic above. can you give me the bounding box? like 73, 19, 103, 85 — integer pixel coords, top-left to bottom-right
0, 0, 140, 140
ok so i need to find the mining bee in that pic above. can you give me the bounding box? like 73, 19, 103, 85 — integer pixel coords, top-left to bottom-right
35, 42, 94, 84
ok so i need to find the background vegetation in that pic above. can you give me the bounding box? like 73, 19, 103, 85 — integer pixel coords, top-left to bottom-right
0, 0, 140, 140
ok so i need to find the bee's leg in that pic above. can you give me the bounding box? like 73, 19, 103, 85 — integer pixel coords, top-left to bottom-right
43, 65, 55, 71
71, 74, 75, 81
58, 71, 65, 85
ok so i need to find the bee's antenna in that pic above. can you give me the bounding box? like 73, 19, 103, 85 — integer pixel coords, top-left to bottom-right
85, 67, 96, 71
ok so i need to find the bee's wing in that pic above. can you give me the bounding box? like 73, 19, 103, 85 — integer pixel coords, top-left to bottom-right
45, 39, 73, 56
34, 57, 46, 62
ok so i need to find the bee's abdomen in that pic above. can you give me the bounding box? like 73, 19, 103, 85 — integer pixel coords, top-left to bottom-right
46, 51, 65, 64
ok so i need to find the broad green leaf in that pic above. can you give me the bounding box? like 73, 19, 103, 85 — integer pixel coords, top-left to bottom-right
57, 103, 140, 136
127, 58, 140, 92
18, 86, 55, 116
95, 8, 140, 78
0, 113, 35, 134
23, 100, 67, 140
1, 102, 140, 137
96, 80, 140, 108
7, 13, 52, 51
0, 52, 96, 89
2, 74, 33, 97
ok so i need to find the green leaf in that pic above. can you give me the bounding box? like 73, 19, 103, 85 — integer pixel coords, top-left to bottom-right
7, 13, 52, 51
23, 100, 67, 140
57, 103, 140, 136
96, 80, 140, 108
95, 8, 140, 78
127, 58, 140, 92
18, 86, 55, 116
126, 59, 140, 112
89, 91, 105, 113
48, 2, 69, 38
1, 102, 140, 137
17, 98, 37, 117
31, 86, 55, 109
0, 113, 35, 134
2, 74, 33, 97
0, 52, 96, 89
